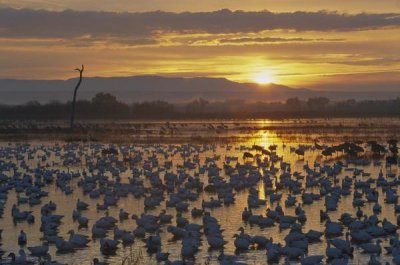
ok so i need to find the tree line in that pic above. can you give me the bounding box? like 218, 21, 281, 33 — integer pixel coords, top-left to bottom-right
1, 93, 400, 120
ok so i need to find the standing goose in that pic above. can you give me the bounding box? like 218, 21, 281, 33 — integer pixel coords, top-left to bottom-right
18, 230, 27, 245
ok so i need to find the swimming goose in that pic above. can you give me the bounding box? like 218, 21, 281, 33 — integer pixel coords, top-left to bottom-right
55, 238, 74, 253
191, 207, 204, 217
27, 243, 49, 256
77, 215, 88, 227
281, 246, 305, 260
40, 254, 65, 265
156, 247, 169, 262
121, 232, 135, 245
92, 225, 107, 238
76, 199, 89, 211
145, 233, 161, 251
350, 230, 373, 243
207, 235, 227, 249
325, 219, 343, 237
331, 232, 353, 256
368, 254, 382, 265
159, 210, 173, 223
360, 240, 382, 255
300, 255, 324, 265
68, 230, 89, 247
326, 241, 343, 259
93, 258, 108, 265
233, 234, 251, 251
251, 235, 270, 249
8, 249, 33, 264
305, 230, 323, 242
100, 238, 119, 254
119, 209, 129, 221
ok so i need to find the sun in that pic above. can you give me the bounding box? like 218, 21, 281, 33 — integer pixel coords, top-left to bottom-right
253, 71, 274, 85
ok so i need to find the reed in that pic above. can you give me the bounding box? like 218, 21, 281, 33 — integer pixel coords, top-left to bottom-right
121, 247, 144, 265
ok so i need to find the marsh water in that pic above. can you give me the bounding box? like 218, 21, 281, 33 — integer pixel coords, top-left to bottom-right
0, 118, 399, 264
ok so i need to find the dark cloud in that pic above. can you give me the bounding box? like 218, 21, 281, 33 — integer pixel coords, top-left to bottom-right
0, 8, 399, 42
218, 37, 345, 44
329, 57, 400, 66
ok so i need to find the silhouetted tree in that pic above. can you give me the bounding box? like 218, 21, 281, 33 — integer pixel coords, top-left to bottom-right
91, 93, 129, 115
132, 101, 174, 116
335, 99, 356, 113
307, 97, 330, 111
186, 98, 209, 113
70, 65, 84, 129
3, 95, 400, 119
92, 92, 118, 106
286, 97, 301, 112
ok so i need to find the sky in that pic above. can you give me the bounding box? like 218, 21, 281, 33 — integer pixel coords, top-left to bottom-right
0, 0, 399, 90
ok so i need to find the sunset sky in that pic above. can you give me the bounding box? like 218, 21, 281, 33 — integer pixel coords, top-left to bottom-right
0, 0, 399, 91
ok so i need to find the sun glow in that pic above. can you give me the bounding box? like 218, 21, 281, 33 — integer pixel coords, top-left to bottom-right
253, 71, 274, 85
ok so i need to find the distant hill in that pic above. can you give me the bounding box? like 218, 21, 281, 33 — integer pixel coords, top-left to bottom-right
0, 75, 398, 104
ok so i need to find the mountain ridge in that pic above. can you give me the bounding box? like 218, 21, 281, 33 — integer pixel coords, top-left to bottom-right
0, 75, 397, 104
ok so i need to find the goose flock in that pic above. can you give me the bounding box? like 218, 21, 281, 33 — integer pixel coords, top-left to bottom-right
0, 138, 398, 264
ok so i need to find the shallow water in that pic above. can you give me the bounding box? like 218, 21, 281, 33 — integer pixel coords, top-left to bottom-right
3, 117, 400, 144
0, 120, 399, 264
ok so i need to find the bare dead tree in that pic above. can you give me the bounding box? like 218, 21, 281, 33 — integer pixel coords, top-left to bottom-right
70, 65, 84, 129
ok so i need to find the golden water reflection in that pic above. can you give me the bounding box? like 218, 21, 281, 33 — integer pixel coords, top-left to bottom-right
0, 120, 398, 264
